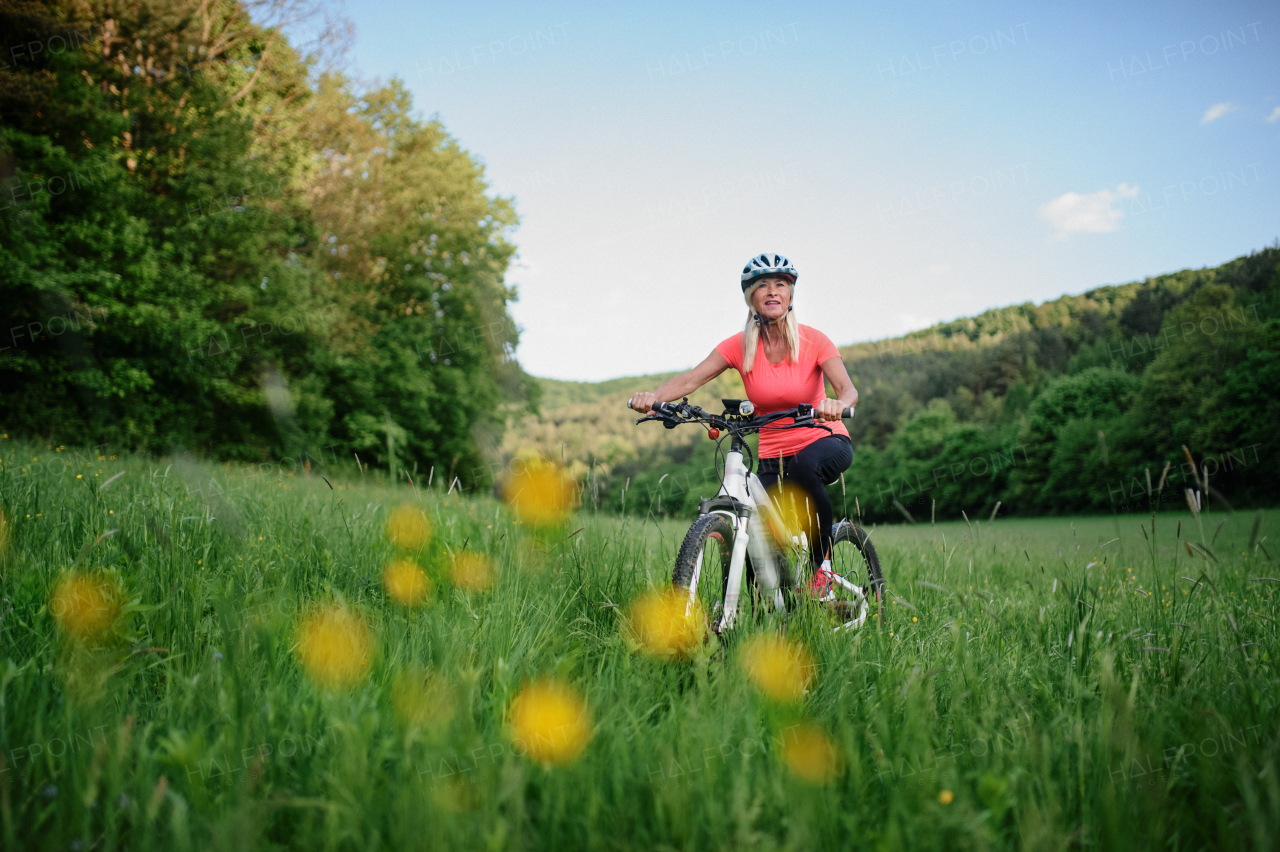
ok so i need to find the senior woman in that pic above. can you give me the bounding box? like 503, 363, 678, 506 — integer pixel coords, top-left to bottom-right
629, 253, 857, 595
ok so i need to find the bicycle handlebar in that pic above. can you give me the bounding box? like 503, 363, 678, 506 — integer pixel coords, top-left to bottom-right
626, 397, 854, 433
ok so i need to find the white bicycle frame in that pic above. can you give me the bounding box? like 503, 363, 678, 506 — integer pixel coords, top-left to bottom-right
684, 443, 870, 633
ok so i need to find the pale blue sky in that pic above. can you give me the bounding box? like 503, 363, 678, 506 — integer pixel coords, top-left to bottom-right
341, 0, 1279, 381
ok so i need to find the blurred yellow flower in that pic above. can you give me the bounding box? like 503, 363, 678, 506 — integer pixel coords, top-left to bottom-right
384, 558, 431, 606
740, 634, 814, 703
765, 481, 819, 546
781, 723, 843, 784
296, 606, 372, 689
386, 504, 431, 549
508, 679, 592, 766
939, 789, 954, 804
624, 587, 706, 660
502, 457, 576, 526
450, 551, 495, 591
391, 667, 454, 730
51, 573, 121, 641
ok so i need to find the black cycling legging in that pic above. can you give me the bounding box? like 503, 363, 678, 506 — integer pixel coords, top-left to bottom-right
756, 435, 853, 567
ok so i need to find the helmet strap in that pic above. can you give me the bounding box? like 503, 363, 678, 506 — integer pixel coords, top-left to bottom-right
752, 304, 793, 327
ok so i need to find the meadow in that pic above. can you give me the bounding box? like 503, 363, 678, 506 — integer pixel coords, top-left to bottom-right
0, 438, 1277, 850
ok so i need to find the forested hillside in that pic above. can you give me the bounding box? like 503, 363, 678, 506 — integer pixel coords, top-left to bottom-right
1, 0, 536, 486
505, 246, 1280, 520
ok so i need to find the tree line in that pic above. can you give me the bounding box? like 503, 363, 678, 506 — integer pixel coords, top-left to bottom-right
1, 0, 537, 487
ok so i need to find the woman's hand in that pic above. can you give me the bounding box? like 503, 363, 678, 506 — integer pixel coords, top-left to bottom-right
816, 397, 845, 421
629, 392, 657, 413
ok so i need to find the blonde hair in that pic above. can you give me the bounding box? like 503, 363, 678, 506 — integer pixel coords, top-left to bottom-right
742, 277, 799, 373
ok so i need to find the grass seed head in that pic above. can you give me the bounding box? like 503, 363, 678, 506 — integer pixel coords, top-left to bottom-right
508, 679, 592, 766
624, 588, 707, 660
296, 606, 373, 689
740, 634, 815, 703
781, 723, 843, 784
386, 504, 431, 550
384, 558, 432, 606
51, 573, 121, 642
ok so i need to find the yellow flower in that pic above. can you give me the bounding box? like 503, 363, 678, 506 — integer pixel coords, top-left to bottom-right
508, 679, 592, 766
624, 587, 707, 660
501, 457, 576, 526
939, 789, 954, 805
449, 551, 495, 591
296, 606, 373, 689
51, 574, 121, 641
781, 723, 843, 784
739, 634, 814, 703
386, 504, 431, 549
391, 667, 454, 730
384, 558, 431, 606
765, 481, 819, 546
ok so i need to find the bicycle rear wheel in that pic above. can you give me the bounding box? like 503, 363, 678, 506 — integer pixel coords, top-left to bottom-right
823, 521, 884, 630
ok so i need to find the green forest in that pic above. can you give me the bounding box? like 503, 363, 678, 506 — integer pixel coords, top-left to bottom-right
1, 0, 537, 488
507, 246, 1280, 522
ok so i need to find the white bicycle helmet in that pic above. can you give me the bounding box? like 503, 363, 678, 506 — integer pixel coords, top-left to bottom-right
740, 253, 797, 291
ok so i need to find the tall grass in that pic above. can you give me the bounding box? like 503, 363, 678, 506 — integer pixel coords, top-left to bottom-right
0, 438, 1276, 850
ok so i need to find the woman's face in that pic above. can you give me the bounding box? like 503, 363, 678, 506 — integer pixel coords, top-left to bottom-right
750, 276, 792, 323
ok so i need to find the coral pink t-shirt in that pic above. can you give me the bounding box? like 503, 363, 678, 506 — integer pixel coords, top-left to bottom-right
714, 324, 850, 460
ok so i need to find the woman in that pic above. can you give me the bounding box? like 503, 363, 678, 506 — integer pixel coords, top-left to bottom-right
629, 253, 858, 595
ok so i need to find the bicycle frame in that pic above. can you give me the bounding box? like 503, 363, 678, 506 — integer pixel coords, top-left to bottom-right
690, 435, 796, 632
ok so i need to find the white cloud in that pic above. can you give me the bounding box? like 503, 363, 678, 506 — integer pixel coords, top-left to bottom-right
1267, 106, 1280, 123
926, 263, 951, 275
1037, 183, 1139, 238
1200, 102, 1236, 125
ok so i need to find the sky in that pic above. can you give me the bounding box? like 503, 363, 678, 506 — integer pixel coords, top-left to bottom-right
339, 0, 1280, 381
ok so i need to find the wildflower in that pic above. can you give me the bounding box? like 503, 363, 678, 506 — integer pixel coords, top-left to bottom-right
739, 634, 815, 703
502, 457, 576, 526
386, 504, 431, 549
449, 551, 495, 591
51, 574, 121, 641
624, 587, 707, 660
764, 481, 819, 545
939, 789, 954, 804
384, 558, 431, 606
296, 606, 373, 689
781, 723, 842, 784
508, 679, 592, 766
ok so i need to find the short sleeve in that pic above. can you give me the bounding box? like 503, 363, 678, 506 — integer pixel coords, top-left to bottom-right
805, 326, 840, 364
714, 332, 745, 370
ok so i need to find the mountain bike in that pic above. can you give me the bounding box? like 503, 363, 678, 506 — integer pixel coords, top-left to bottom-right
629, 397, 884, 634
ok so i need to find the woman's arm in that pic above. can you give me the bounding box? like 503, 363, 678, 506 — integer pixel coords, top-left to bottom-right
629, 349, 731, 412
816, 356, 858, 421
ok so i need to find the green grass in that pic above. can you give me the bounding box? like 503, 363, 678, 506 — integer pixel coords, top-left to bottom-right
1, 438, 1277, 850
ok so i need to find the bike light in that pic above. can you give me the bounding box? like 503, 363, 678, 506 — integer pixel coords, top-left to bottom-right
739, 400, 755, 415
708, 428, 719, 440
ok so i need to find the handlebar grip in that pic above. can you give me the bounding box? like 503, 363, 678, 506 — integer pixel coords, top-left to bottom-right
841, 406, 855, 419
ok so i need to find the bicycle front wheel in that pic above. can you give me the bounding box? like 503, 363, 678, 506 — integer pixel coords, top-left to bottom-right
673, 512, 759, 634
